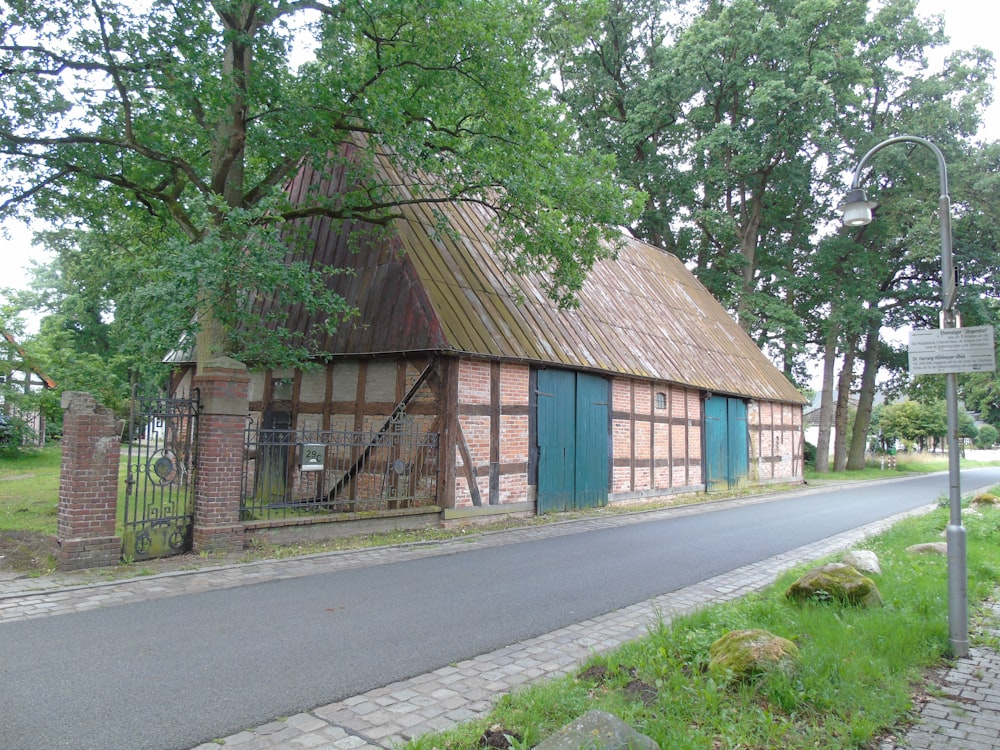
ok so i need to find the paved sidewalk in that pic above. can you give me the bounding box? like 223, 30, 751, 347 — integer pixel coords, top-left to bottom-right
3, 495, 998, 749
881, 599, 1000, 750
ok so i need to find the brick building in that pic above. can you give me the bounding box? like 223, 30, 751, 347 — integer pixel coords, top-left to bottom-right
171, 143, 807, 531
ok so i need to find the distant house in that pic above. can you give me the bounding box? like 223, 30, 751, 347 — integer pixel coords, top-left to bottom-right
1, 329, 55, 446
170, 143, 807, 525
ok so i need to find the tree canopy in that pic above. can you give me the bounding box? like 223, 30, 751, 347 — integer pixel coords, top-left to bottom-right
1, 0, 642, 373
3, 0, 1000, 469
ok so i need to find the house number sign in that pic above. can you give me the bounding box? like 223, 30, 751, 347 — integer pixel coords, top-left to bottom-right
300, 443, 325, 471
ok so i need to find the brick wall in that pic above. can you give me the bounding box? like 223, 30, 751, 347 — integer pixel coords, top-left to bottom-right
453, 359, 531, 508
749, 399, 804, 482
192, 359, 250, 553
611, 378, 703, 500
55, 391, 121, 570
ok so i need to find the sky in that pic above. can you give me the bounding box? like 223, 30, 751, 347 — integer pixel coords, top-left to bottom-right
1, 0, 998, 329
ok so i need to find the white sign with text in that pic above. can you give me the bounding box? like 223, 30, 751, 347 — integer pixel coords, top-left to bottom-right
908, 326, 996, 375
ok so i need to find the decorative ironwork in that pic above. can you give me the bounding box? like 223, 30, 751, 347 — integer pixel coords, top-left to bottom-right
123, 386, 199, 561
241, 419, 439, 519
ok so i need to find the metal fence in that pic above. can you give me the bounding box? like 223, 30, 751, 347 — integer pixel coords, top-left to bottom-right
241, 419, 440, 520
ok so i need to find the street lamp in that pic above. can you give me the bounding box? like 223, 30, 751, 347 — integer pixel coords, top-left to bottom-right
839, 135, 968, 658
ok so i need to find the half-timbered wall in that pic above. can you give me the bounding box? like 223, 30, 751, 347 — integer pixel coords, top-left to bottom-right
610, 378, 704, 500
174, 357, 803, 519
248, 359, 439, 432
246, 358, 442, 506
749, 400, 803, 483
452, 359, 531, 509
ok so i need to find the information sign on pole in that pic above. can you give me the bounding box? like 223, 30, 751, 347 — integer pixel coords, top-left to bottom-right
908, 326, 996, 376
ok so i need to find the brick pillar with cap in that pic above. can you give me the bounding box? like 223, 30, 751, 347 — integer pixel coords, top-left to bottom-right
192, 357, 250, 553
56, 391, 122, 570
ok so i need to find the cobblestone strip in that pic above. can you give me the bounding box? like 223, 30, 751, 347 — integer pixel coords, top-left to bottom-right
190, 505, 934, 750
881, 599, 1000, 750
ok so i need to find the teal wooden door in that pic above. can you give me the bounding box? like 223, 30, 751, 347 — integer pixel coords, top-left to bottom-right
575, 372, 610, 508
727, 398, 749, 487
537, 369, 575, 512
536, 370, 609, 512
704, 396, 749, 491
704, 397, 728, 491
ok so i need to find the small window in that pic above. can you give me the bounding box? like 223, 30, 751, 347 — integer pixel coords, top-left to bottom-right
655, 392, 667, 410
272, 377, 294, 401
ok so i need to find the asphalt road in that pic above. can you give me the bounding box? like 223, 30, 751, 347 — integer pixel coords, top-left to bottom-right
4, 468, 1000, 750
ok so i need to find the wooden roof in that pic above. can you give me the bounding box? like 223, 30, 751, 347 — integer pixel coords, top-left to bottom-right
261, 145, 806, 405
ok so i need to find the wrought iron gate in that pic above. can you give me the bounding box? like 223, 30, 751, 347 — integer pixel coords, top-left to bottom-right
123, 386, 200, 561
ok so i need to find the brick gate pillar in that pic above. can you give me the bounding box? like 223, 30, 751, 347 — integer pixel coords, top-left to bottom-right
56, 391, 122, 570
192, 357, 250, 553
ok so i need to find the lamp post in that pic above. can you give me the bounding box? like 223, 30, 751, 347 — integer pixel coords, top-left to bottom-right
839, 135, 967, 657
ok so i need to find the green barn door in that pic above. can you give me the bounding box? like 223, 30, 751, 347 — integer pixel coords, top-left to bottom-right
575, 372, 610, 508
536, 369, 609, 513
727, 398, 749, 487
537, 369, 576, 512
704, 396, 749, 491
704, 397, 728, 491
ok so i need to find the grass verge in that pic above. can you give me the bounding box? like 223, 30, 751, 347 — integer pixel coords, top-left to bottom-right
0, 444, 61, 533
405, 501, 1000, 750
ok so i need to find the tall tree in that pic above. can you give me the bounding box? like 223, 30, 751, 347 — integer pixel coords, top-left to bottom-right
808, 0, 995, 469
1, 0, 642, 373
544, 0, 868, 342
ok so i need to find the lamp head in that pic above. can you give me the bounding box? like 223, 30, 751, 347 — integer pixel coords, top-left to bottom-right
839, 187, 877, 227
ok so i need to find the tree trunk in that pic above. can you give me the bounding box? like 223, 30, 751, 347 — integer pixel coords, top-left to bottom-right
846, 321, 881, 470
833, 342, 857, 472
814, 322, 839, 473
192, 6, 255, 373
734, 194, 762, 332
194, 304, 228, 374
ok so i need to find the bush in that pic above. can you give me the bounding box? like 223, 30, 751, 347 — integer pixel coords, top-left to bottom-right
975, 424, 998, 450
0, 412, 39, 456
803, 441, 817, 467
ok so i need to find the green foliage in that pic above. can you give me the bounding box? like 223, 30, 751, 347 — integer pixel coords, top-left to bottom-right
541, 0, 1000, 476
0, 0, 643, 373
803, 441, 817, 468
872, 398, 949, 451
976, 423, 998, 449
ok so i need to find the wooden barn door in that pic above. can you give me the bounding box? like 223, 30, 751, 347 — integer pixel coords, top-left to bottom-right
704, 396, 749, 491
536, 369, 609, 513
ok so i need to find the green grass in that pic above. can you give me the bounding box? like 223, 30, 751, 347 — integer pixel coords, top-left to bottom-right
405, 503, 1000, 750
803, 451, 987, 482
0, 444, 62, 533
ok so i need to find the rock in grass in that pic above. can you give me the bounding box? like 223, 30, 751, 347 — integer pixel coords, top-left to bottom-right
907, 542, 947, 556
841, 549, 881, 575
708, 629, 800, 681
785, 562, 883, 607
533, 710, 659, 750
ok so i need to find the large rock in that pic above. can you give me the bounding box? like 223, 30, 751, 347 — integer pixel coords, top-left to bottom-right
841, 549, 881, 575
907, 542, 947, 556
785, 562, 883, 607
708, 629, 800, 681
534, 710, 659, 750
